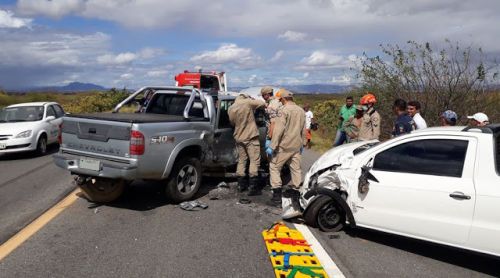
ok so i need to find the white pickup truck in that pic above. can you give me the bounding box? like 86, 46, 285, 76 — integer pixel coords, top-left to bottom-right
300, 124, 500, 257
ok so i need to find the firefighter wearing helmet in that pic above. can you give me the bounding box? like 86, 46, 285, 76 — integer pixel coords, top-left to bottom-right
358, 93, 381, 141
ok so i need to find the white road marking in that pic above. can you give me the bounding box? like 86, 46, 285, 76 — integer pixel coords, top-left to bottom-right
294, 223, 346, 278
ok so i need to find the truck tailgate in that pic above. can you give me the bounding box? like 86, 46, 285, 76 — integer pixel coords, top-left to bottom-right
61, 116, 132, 159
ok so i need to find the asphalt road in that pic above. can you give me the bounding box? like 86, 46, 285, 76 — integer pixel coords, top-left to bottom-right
0, 148, 499, 277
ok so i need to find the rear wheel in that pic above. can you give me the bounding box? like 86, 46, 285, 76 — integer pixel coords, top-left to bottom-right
79, 178, 126, 203
165, 157, 202, 203
304, 195, 345, 232
36, 135, 47, 156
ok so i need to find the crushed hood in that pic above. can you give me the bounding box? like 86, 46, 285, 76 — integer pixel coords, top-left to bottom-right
309, 141, 371, 174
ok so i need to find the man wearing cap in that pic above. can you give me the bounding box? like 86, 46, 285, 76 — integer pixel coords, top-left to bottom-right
260, 86, 283, 139
440, 110, 458, 126
468, 112, 490, 127
228, 94, 266, 196
268, 90, 306, 216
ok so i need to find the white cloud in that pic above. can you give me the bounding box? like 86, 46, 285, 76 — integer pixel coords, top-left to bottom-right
303, 72, 309, 78
17, 0, 85, 18
120, 73, 134, 79
97, 52, 137, 65
190, 43, 260, 67
297, 51, 351, 70
278, 30, 307, 42
270, 50, 284, 62
331, 74, 353, 85
138, 47, 165, 59
146, 70, 169, 78
248, 74, 257, 83
0, 9, 32, 28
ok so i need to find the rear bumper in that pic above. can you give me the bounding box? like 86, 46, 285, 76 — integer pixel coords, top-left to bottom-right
53, 152, 138, 180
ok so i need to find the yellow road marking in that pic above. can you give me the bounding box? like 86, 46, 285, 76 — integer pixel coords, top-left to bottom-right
0, 189, 80, 261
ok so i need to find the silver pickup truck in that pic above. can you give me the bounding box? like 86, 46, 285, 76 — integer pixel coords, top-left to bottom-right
53, 86, 267, 203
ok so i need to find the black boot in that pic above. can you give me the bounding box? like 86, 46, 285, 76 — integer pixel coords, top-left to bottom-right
237, 176, 248, 192
267, 188, 282, 207
247, 177, 262, 196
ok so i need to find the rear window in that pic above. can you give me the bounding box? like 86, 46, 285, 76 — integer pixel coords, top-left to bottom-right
146, 94, 206, 119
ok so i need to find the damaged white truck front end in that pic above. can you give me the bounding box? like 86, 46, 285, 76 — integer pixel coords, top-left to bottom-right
298, 140, 379, 231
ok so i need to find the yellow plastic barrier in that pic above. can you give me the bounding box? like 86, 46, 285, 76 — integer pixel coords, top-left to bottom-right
262, 223, 328, 278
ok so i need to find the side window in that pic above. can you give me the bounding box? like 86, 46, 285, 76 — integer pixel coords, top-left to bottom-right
46, 105, 56, 118
53, 105, 65, 118
373, 139, 469, 178
217, 100, 233, 129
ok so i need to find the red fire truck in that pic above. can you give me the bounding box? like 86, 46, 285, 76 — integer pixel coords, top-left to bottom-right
174, 70, 227, 93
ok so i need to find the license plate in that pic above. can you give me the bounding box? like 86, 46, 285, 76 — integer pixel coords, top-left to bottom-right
0, 143, 6, 149
79, 158, 101, 171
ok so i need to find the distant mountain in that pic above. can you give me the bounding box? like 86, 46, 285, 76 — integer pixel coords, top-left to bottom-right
36, 82, 106, 92
7, 82, 107, 93
230, 84, 352, 94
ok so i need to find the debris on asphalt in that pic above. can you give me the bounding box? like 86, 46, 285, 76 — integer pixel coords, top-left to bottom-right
328, 234, 341, 239
179, 200, 209, 211
238, 198, 252, 204
208, 181, 235, 200
94, 208, 99, 214
217, 181, 229, 188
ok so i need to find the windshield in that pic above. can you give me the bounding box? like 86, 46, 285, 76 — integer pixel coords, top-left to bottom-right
0, 106, 44, 123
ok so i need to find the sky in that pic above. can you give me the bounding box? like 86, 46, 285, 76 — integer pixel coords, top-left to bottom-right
0, 0, 499, 90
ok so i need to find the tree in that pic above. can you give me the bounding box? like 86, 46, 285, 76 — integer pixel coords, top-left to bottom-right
359, 40, 499, 137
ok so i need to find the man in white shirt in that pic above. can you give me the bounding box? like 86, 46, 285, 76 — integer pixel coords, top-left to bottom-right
304, 104, 314, 149
407, 100, 427, 129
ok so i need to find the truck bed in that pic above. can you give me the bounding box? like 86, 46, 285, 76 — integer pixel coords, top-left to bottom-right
66, 112, 188, 123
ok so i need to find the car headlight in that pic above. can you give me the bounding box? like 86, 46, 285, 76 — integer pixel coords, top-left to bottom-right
15, 130, 32, 138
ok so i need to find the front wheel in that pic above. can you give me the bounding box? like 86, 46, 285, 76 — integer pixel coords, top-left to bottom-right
36, 135, 47, 156
165, 157, 202, 203
79, 178, 126, 203
304, 195, 346, 232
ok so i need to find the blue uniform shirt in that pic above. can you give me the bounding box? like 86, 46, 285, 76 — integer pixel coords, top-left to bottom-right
393, 114, 415, 136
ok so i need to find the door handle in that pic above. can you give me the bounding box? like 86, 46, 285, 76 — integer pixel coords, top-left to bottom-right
449, 192, 471, 200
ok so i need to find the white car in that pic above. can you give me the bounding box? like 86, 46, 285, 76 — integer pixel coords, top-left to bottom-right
0, 102, 65, 155
299, 125, 500, 257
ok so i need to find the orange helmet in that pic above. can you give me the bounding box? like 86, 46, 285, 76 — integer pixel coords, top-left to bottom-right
360, 93, 377, 105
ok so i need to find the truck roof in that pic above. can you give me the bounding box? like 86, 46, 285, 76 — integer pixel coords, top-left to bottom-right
411, 124, 500, 137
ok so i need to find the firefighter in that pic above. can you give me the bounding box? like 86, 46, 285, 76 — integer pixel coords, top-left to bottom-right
267, 90, 306, 216
358, 93, 381, 141
228, 94, 266, 196
260, 86, 283, 140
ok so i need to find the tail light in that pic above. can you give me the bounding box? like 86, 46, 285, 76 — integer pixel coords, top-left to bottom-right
58, 123, 63, 144
130, 130, 145, 155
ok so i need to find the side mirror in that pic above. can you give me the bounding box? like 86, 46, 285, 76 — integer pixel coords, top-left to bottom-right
45, 116, 56, 122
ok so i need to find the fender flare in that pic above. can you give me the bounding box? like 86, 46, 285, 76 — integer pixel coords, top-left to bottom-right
303, 188, 356, 228
161, 138, 205, 179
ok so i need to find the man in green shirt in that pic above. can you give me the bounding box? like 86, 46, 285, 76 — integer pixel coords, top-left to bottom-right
333, 96, 356, 146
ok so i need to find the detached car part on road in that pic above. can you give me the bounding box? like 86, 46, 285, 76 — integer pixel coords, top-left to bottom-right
0, 102, 64, 155
53, 87, 267, 203
299, 125, 500, 257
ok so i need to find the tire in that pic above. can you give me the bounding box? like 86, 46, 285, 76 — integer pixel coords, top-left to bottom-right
36, 135, 47, 156
304, 195, 346, 232
165, 157, 202, 203
79, 178, 126, 203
